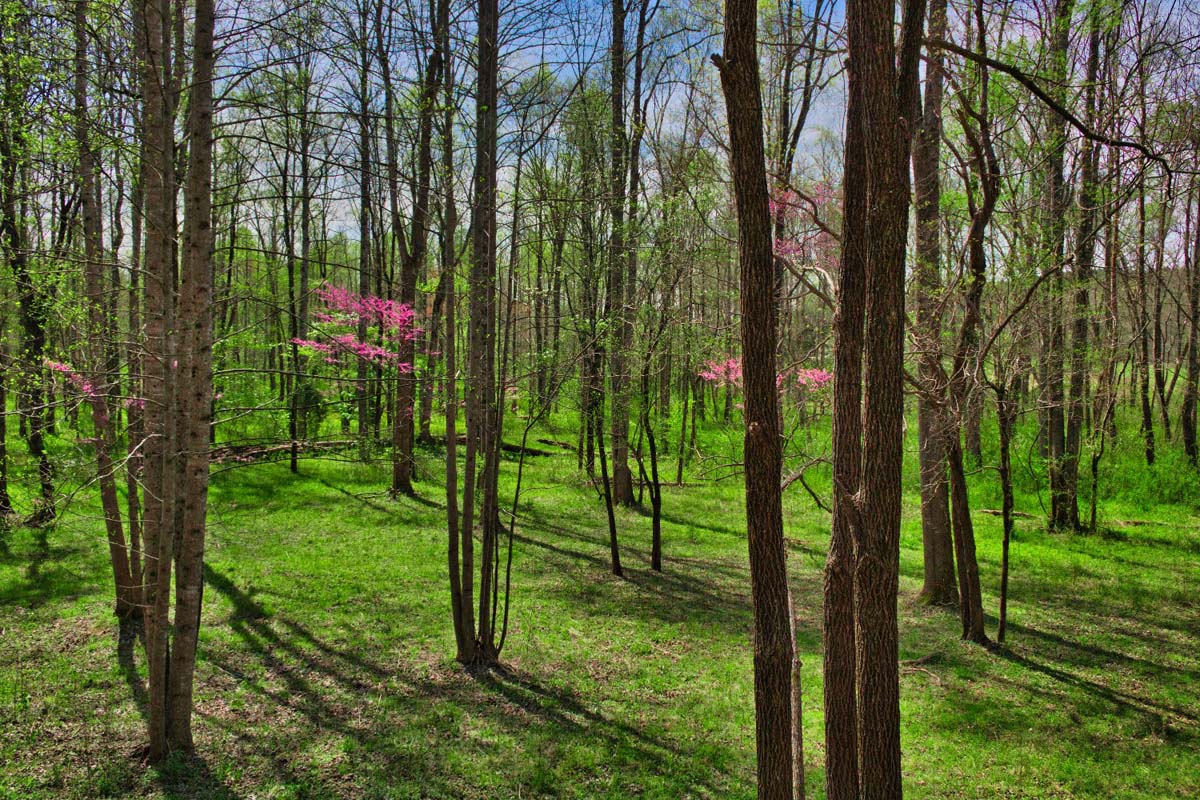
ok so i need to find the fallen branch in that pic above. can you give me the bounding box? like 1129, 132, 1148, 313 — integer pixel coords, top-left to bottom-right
978, 508, 1035, 519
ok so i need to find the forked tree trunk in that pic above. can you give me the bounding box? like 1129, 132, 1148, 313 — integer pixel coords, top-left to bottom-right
138, 0, 177, 762
439, 9, 475, 663
468, 0, 504, 665
166, 0, 216, 749
828, 0, 926, 795
943, 6, 998, 645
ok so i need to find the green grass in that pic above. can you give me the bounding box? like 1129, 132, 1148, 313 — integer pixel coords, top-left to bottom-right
1, 406, 1198, 798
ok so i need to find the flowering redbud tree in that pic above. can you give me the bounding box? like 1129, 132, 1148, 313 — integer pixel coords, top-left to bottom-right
290, 282, 419, 437
771, 182, 839, 274
698, 355, 832, 422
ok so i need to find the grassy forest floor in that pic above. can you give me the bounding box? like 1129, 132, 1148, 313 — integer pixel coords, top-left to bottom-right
1, 409, 1198, 799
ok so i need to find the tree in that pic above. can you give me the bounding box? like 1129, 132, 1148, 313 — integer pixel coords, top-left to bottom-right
136, 0, 180, 761
0, 0, 55, 525
167, 0, 217, 749
1042, 0, 1076, 529
714, 0, 802, 794
826, 0, 925, 795
607, 0, 633, 505
464, 0, 505, 665
911, 0, 957, 608
135, 0, 216, 759
940, 3, 999, 646
75, 0, 140, 618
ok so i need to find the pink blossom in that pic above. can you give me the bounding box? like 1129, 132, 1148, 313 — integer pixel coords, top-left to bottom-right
699, 357, 743, 388
811, 181, 834, 208
295, 283, 419, 371
769, 189, 801, 223
795, 368, 833, 391
46, 360, 98, 399
774, 238, 805, 259
315, 282, 418, 339
700, 356, 832, 396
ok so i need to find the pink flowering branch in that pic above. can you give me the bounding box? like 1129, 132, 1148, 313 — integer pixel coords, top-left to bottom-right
292, 283, 419, 371
698, 356, 833, 396
46, 360, 98, 400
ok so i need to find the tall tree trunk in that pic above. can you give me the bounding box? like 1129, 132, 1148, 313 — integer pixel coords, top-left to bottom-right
1182, 177, 1200, 463
469, 0, 503, 664
378, 0, 440, 495
830, 1, 925, 795
714, 1, 802, 794
1044, 0, 1075, 529
912, 0, 956, 607
0, 4, 54, 523
824, 13, 866, 794
944, 7, 997, 645
608, 0, 633, 505
167, 0, 216, 750
138, 0, 178, 762
356, 9, 372, 462
76, 0, 138, 617
1137, 171, 1155, 465
438, 5, 474, 662
1064, 12, 1102, 532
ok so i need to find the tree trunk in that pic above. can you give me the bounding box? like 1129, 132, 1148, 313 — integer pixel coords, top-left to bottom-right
0, 350, 10, 516
1043, 0, 1075, 530
138, 0, 178, 762
0, 18, 55, 523
166, 0, 216, 749
1182, 177, 1200, 463
75, 0, 139, 617
996, 383, 1017, 643
608, 0, 633, 506
355, 12, 372, 462
1064, 11, 1102, 532
469, 0, 503, 665
912, 0, 956, 607
715, 0, 802, 793
825, 17, 866, 795
834, 1, 926, 795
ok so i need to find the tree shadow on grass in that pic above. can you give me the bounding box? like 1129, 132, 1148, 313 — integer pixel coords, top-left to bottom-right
510, 521, 753, 633
153, 752, 243, 800
118, 617, 148, 720
198, 564, 742, 797
512, 501, 824, 651
1001, 620, 1200, 685
990, 641, 1198, 728
0, 526, 105, 611
313, 474, 446, 514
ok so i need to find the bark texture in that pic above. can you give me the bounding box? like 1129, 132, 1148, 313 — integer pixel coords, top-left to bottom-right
715, 0, 802, 794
